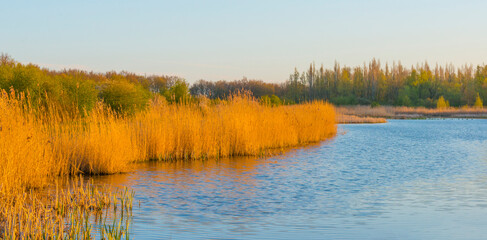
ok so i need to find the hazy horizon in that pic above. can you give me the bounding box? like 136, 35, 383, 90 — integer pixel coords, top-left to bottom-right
2, 0, 486, 83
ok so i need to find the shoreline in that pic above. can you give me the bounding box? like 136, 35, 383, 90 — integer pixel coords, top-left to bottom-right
337, 106, 487, 123
337, 114, 387, 124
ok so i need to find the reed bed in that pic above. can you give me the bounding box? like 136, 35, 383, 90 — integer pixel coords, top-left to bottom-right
336, 105, 487, 119
394, 106, 487, 117
335, 106, 395, 118
0, 90, 336, 237
336, 114, 387, 124
0, 90, 335, 237
137, 95, 336, 161
0, 177, 134, 239
1, 91, 336, 189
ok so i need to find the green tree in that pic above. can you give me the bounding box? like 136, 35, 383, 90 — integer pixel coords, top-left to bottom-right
437, 96, 449, 109
100, 81, 150, 114
270, 94, 282, 106
164, 79, 190, 103
260, 94, 282, 107
58, 75, 98, 113
474, 93, 483, 108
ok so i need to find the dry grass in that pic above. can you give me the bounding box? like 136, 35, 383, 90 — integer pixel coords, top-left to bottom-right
393, 106, 487, 117
0, 90, 336, 237
335, 106, 395, 118
0, 177, 134, 239
137, 95, 336, 161
336, 105, 487, 119
336, 114, 387, 124
0, 90, 56, 194
0, 91, 134, 238
1, 90, 335, 192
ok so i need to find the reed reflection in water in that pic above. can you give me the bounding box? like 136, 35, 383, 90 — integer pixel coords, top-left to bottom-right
90, 119, 487, 239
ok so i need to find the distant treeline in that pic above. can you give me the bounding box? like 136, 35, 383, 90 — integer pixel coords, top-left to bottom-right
192, 59, 487, 108
1, 54, 486, 115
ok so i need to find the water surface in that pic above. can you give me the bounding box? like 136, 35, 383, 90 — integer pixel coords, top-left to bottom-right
94, 119, 487, 239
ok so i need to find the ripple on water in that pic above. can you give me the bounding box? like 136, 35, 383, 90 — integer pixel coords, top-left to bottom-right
90, 119, 487, 239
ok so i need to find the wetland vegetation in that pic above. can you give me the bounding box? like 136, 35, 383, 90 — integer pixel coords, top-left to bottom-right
0, 54, 486, 238
0, 55, 336, 238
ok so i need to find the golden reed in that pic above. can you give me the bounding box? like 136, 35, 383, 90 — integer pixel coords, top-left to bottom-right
0, 90, 335, 238
0, 177, 134, 239
1, 90, 336, 192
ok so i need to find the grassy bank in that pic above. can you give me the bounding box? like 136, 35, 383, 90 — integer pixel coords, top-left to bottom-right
336, 105, 487, 120
336, 113, 387, 124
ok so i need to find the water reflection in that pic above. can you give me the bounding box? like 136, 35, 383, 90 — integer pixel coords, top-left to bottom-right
89, 119, 487, 239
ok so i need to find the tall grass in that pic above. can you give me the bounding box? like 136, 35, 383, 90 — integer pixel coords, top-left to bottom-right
336, 105, 487, 119
0, 90, 56, 194
336, 113, 387, 124
1, 91, 336, 193
0, 177, 134, 239
0, 90, 335, 237
137, 95, 336, 161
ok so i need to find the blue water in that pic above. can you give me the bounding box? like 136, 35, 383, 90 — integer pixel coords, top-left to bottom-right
94, 119, 487, 239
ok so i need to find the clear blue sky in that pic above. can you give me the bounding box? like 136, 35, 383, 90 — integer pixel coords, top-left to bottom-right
1, 0, 486, 83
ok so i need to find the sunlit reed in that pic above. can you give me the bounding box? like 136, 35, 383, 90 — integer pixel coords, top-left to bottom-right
0, 90, 336, 237
0, 177, 133, 239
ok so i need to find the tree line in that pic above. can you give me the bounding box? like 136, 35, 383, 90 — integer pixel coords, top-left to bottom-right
1, 54, 486, 115
191, 59, 487, 108
0, 54, 191, 115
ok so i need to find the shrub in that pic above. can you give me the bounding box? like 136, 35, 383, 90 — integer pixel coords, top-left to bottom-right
58, 75, 98, 113
357, 97, 371, 105
270, 94, 282, 106
259, 95, 282, 107
332, 95, 357, 105
164, 79, 190, 103
100, 81, 150, 114
260, 95, 271, 105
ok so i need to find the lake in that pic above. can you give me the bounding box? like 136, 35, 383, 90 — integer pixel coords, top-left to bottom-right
93, 119, 487, 239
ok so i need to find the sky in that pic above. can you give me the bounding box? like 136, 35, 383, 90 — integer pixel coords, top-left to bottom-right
1, 0, 486, 83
